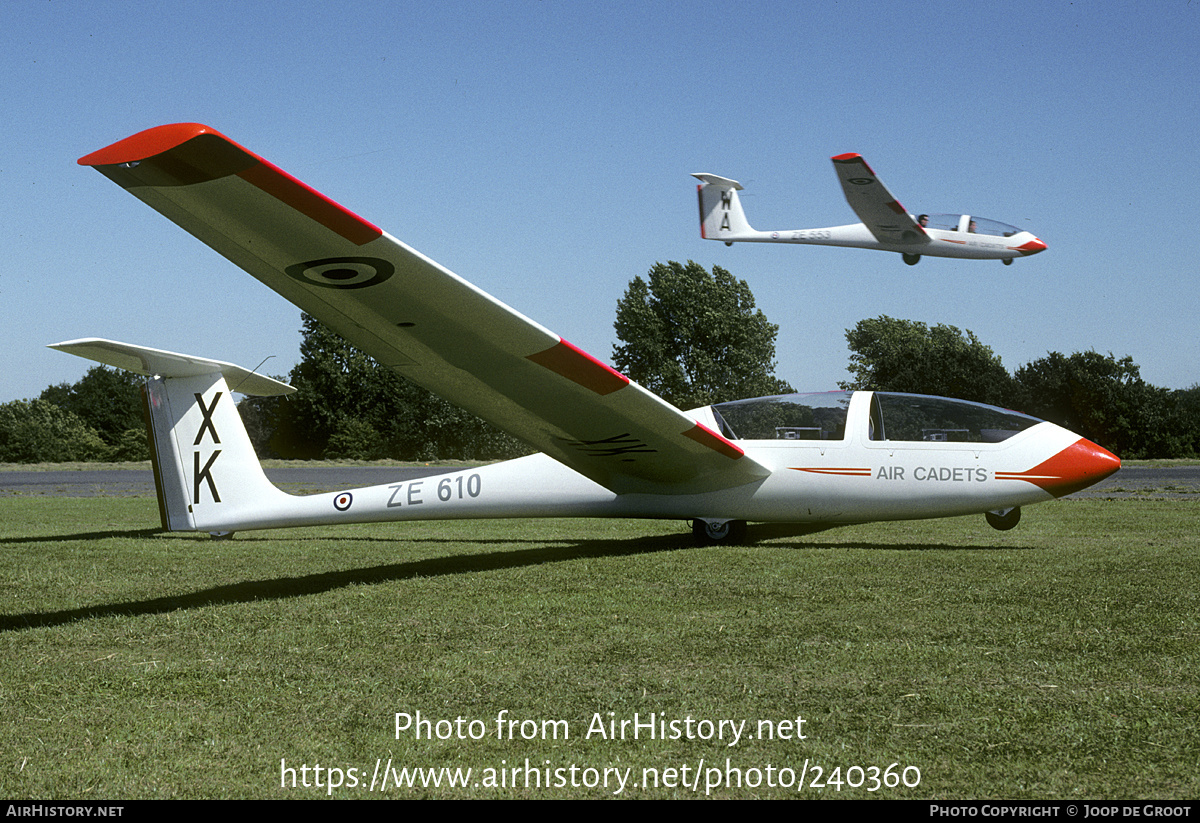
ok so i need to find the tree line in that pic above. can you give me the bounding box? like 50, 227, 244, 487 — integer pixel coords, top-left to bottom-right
840, 315, 1200, 459
3, 261, 1197, 462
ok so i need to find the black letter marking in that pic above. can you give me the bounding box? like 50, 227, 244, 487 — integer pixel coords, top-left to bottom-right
194, 392, 222, 445
194, 450, 221, 503
560, 433, 657, 457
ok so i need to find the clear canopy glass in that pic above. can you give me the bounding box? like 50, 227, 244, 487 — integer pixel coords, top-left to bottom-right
711, 391, 1042, 443
916, 214, 1022, 237
712, 392, 853, 441
870, 392, 1041, 442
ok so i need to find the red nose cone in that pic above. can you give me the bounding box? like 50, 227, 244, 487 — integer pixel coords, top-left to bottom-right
1000, 439, 1120, 498
1017, 237, 1048, 255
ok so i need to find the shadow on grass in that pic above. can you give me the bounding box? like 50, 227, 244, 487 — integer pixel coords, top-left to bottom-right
0, 528, 164, 545
0, 530, 692, 632
1, 523, 1036, 632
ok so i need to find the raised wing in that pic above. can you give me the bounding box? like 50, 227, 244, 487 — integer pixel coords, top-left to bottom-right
831, 153, 929, 246
79, 124, 768, 495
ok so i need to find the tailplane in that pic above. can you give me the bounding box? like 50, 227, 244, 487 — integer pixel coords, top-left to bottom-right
692, 173, 754, 242
50, 339, 294, 534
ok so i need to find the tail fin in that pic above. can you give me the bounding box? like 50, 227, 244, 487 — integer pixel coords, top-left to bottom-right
692, 173, 754, 242
50, 339, 294, 534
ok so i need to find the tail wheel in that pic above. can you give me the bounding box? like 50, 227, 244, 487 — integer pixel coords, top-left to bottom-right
902, 253, 921, 266
985, 507, 1021, 531
692, 518, 747, 545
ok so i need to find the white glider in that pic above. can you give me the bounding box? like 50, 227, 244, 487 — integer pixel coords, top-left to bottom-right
694, 155, 1047, 265
60, 124, 1112, 543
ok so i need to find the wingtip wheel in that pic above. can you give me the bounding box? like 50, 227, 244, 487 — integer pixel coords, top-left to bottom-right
985, 507, 1021, 531
691, 518, 748, 545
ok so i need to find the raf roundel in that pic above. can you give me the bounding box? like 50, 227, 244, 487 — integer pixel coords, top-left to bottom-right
285, 257, 395, 290
334, 492, 353, 512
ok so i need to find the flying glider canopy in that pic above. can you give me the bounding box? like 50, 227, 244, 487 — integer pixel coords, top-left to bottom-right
918, 214, 1024, 236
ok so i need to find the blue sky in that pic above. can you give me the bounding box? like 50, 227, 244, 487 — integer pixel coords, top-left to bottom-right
5, 0, 1198, 406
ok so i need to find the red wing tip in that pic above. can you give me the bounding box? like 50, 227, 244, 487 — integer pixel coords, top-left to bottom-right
78, 123, 226, 166
831, 153, 862, 162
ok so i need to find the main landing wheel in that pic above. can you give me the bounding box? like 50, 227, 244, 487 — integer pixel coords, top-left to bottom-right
1003, 258, 1013, 266
691, 518, 747, 545
985, 507, 1021, 531
902, 253, 921, 266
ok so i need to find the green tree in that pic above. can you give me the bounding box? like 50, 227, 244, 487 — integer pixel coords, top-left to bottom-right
236, 389, 290, 459
40, 365, 145, 449
1167, 385, 1200, 457
271, 314, 527, 461
0, 399, 108, 463
840, 315, 1013, 405
612, 261, 793, 409
1012, 351, 1175, 458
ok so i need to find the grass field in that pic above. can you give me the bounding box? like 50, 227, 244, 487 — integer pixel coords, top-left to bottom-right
1, 493, 1197, 798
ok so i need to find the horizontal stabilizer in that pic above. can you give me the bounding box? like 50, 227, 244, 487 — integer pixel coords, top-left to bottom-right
691, 173, 743, 191
49, 338, 295, 397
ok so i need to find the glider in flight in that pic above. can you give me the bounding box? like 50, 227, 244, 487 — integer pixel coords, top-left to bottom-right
694, 155, 1047, 265
58, 124, 1112, 544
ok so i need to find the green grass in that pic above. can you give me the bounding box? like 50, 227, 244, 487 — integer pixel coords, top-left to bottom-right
1, 496, 1197, 798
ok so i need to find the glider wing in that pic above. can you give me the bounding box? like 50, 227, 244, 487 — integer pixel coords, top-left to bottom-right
831, 153, 929, 246
79, 124, 768, 494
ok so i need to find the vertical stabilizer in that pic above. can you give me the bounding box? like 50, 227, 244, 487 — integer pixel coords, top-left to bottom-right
50, 338, 295, 534
143, 371, 290, 533
693, 173, 753, 241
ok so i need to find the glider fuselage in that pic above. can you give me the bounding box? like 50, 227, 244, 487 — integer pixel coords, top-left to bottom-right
206, 425, 1103, 532
717, 221, 1046, 261
116, 376, 1113, 535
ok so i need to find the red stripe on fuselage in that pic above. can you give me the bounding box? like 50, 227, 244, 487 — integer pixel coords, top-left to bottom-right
790, 467, 872, 476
